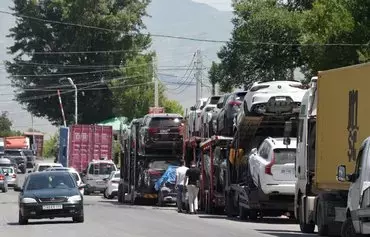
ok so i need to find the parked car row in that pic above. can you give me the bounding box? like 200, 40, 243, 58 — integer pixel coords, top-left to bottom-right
186, 80, 307, 138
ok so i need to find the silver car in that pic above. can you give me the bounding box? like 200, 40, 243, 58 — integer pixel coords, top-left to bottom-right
1, 166, 16, 186
0, 168, 9, 192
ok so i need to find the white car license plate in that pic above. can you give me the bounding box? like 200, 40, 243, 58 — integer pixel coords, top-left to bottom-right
42, 205, 63, 210
276, 97, 286, 101
160, 130, 169, 134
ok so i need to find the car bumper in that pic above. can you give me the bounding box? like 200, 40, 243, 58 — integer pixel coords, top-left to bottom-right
7, 179, 15, 186
20, 202, 83, 219
262, 183, 296, 196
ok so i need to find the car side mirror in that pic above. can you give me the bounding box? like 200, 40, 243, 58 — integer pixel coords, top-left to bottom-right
337, 165, 350, 182
251, 148, 257, 155
78, 183, 87, 190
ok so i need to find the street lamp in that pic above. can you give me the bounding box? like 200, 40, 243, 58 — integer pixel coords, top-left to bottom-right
60, 77, 78, 124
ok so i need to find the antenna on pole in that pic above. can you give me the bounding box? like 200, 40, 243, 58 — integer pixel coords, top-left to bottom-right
153, 55, 159, 107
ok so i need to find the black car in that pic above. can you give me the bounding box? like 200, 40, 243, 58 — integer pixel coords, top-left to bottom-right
18, 171, 86, 225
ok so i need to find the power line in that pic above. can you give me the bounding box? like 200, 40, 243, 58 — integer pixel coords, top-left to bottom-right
0, 9, 368, 47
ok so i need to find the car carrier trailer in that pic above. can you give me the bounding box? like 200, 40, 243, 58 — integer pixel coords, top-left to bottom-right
199, 135, 233, 214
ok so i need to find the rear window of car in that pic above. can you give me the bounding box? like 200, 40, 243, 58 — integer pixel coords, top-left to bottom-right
235, 92, 247, 101
273, 149, 296, 164
205, 107, 214, 112
90, 163, 117, 175
5, 150, 21, 156
149, 117, 182, 127
210, 96, 221, 104
1, 167, 13, 174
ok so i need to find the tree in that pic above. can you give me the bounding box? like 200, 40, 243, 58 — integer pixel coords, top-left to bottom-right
6, 0, 151, 125
208, 62, 222, 95
43, 133, 59, 158
162, 99, 184, 115
0, 112, 13, 137
299, 0, 359, 78
216, 0, 303, 90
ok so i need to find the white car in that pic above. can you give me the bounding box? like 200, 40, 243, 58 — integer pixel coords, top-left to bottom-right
44, 167, 84, 195
243, 81, 307, 116
199, 96, 221, 137
103, 171, 120, 199
187, 97, 208, 136
32, 163, 63, 172
248, 137, 297, 196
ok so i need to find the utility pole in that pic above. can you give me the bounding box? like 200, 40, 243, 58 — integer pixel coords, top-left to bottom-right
153, 55, 159, 107
195, 49, 202, 103
66, 77, 78, 124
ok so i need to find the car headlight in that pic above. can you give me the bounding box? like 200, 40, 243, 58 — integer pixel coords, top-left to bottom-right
68, 195, 82, 202
21, 197, 37, 204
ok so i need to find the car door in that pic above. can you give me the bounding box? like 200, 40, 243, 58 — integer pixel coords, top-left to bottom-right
258, 143, 271, 185
250, 142, 266, 184
348, 146, 365, 212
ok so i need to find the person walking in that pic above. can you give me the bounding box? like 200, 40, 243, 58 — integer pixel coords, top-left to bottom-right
175, 160, 188, 213
185, 161, 201, 214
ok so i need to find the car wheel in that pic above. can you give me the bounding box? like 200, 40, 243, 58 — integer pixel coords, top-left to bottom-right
107, 193, 114, 199
84, 188, 90, 195
2, 185, 8, 193
103, 189, 108, 198
18, 210, 28, 225
73, 214, 84, 223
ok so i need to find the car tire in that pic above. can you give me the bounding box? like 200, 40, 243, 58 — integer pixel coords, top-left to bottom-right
18, 210, 28, 225
73, 214, 84, 223
2, 185, 8, 193
84, 188, 90, 195
103, 189, 108, 198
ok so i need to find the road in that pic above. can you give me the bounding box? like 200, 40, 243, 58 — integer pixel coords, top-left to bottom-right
0, 180, 317, 237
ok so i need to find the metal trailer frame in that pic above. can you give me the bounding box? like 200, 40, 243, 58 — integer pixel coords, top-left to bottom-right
183, 136, 204, 166
199, 135, 233, 214
225, 116, 297, 220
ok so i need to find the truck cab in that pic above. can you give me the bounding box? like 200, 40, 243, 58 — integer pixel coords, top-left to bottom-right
337, 137, 370, 237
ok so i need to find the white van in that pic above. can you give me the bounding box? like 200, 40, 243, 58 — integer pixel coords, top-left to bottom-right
82, 159, 117, 195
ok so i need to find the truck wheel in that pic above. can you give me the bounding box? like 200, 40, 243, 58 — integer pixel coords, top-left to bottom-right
249, 210, 258, 221
317, 201, 329, 236
298, 199, 315, 233
341, 217, 360, 237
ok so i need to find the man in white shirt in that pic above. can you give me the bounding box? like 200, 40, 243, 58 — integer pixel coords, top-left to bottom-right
175, 160, 188, 213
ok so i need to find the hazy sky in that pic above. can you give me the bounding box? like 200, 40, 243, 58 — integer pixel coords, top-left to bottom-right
192, 0, 232, 11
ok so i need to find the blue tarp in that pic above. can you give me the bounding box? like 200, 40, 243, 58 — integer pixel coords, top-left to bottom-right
154, 165, 179, 191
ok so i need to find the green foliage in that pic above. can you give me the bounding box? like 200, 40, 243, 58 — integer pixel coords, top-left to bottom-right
208, 61, 223, 94
6, 0, 151, 125
214, 0, 370, 88
43, 133, 59, 158
162, 99, 184, 115
0, 112, 22, 137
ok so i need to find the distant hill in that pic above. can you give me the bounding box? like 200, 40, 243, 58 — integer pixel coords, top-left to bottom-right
144, 0, 233, 108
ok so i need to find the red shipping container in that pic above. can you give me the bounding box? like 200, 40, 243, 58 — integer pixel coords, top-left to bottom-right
68, 125, 113, 173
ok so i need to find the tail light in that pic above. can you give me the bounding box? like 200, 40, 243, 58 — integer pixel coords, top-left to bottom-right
148, 127, 159, 135
12, 174, 16, 178
265, 153, 276, 175
148, 170, 162, 176
0, 175, 4, 180
250, 85, 270, 92
228, 100, 242, 106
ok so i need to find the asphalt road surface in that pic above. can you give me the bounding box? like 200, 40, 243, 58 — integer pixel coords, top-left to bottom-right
0, 183, 318, 237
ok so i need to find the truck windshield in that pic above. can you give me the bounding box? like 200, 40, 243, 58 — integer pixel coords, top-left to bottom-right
149, 117, 183, 127
94, 163, 116, 175
273, 149, 296, 164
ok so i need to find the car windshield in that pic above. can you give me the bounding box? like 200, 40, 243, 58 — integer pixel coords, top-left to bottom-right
149, 160, 180, 170
273, 149, 296, 164
2, 167, 14, 174
149, 117, 183, 127
205, 107, 214, 112
25, 173, 76, 190
210, 96, 221, 104
4, 150, 21, 156
235, 92, 247, 101
71, 173, 80, 181
93, 163, 116, 175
